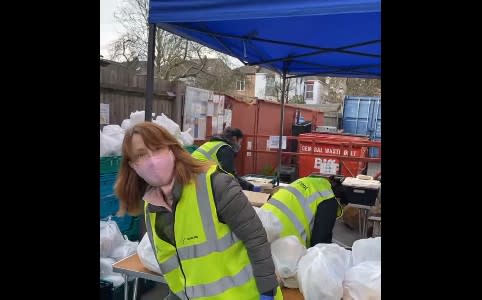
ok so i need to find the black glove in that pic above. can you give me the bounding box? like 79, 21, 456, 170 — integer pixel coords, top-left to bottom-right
238, 177, 255, 191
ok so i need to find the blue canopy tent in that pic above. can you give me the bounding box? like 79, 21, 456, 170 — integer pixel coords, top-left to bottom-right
145, 0, 380, 182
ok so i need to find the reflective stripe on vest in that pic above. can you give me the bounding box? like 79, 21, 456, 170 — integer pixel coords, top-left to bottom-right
192, 141, 229, 162
144, 167, 257, 299
184, 264, 253, 298
268, 197, 307, 242
193, 147, 210, 159
265, 180, 336, 245
282, 185, 335, 227
144, 205, 180, 274
282, 186, 315, 226
177, 171, 240, 260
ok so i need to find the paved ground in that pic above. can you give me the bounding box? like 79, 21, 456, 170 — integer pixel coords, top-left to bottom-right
332, 218, 362, 248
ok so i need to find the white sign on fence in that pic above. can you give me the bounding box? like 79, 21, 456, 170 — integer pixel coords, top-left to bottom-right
183, 86, 210, 140
224, 109, 232, 127
268, 136, 287, 150
100, 103, 109, 124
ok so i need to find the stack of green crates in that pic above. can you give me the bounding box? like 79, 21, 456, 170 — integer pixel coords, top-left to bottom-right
100, 156, 122, 174
100, 156, 140, 240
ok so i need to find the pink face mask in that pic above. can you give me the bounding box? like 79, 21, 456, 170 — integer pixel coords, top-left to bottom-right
131, 150, 175, 187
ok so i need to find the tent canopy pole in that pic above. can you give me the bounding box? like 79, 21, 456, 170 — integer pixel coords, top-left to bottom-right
277, 64, 288, 185
145, 24, 157, 122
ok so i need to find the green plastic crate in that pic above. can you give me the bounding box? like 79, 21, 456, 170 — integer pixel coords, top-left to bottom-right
123, 216, 141, 241
101, 146, 196, 173
184, 145, 198, 154
100, 156, 123, 174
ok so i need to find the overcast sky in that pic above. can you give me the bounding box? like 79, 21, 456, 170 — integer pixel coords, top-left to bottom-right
99, 0, 242, 68
100, 0, 124, 57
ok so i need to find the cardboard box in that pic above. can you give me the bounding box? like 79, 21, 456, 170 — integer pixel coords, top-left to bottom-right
243, 190, 270, 207
281, 288, 304, 300
244, 176, 274, 194
252, 182, 274, 194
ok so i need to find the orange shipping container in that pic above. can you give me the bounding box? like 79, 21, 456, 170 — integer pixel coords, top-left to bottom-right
224, 96, 324, 175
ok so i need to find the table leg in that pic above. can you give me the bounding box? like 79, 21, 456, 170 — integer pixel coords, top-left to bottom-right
133, 277, 139, 300
124, 274, 129, 300
358, 209, 362, 236
363, 209, 369, 238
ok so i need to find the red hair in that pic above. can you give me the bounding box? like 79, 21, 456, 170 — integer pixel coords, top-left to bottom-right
114, 122, 212, 216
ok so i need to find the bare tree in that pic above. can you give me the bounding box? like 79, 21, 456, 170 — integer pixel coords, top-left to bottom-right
110, 0, 148, 61
346, 78, 381, 97
110, 33, 143, 62
274, 77, 295, 102
289, 95, 305, 104
322, 77, 348, 103
109, 0, 227, 80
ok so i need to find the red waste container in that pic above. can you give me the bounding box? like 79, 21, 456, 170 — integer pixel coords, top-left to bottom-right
297, 133, 369, 177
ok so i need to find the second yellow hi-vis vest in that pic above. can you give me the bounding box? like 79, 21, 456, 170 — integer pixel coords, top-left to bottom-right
192, 141, 230, 164
144, 165, 283, 300
262, 177, 343, 247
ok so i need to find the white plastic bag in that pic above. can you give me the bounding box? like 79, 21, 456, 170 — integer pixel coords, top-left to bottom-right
137, 233, 162, 274
102, 274, 126, 288
100, 257, 116, 277
154, 113, 181, 136
180, 128, 194, 146
111, 238, 139, 261
254, 207, 282, 243
343, 261, 381, 300
130, 110, 145, 126
100, 131, 122, 157
351, 237, 381, 266
102, 125, 125, 156
270, 235, 307, 288
154, 113, 183, 144
102, 125, 124, 137
121, 119, 131, 130
100, 256, 126, 287
100, 131, 109, 157
100, 220, 126, 258
297, 243, 352, 300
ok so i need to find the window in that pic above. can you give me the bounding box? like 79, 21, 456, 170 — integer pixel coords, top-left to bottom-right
305, 83, 314, 100
236, 79, 245, 91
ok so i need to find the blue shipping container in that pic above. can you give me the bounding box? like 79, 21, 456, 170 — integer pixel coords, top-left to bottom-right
369, 138, 381, 158
342, 96, 381, 157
